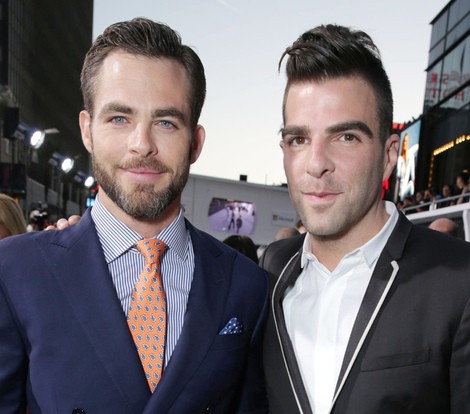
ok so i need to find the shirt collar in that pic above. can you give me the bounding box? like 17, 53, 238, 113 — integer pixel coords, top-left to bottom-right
301, 201, 399, 269
91, 195, 189, 264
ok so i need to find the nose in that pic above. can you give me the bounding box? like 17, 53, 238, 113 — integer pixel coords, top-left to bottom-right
128, 124, 158, 157
305, 139, 334, 178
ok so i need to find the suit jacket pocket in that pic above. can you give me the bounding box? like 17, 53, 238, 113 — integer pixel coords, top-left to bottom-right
210, 331, 249, 351
360, 349, 430, 371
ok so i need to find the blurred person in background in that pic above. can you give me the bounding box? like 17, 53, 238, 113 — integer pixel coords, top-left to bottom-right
456, 171, 470, 204
414, 190, 425, 211
422, 187, 437, 211
439, 183, 455, 208
274, 226, 300, 241
223, 235, 259, 264
27, 204, 49, 231
0, 194, 27, 239
428, 218, 458, 237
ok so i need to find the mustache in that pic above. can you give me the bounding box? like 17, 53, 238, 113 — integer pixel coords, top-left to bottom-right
118, 158, 171, 174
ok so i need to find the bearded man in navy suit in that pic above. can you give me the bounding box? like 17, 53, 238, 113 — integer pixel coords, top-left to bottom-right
0, 18, 268, 413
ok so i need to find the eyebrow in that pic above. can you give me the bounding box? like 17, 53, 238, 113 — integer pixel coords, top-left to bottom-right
280, 125, 310, 139
280, 121, 374, 140
326, 121, 374, 138
100, 102, 133, 115
98, 103, 187, 125
152, 108, 187, 124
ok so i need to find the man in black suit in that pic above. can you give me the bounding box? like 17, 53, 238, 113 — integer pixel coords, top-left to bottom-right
260, 24, 470, 414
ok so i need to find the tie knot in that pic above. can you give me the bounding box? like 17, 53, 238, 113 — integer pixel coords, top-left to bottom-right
136, 238, 167, 263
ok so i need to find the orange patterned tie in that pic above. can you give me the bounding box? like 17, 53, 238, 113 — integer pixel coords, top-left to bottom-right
128, 238, 168, 392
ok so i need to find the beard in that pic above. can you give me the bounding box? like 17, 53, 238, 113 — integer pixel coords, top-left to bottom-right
91, 153, 190, 220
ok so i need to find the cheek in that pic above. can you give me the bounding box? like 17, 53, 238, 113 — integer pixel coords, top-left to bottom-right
92, 130, 127, 156
168, 141, 192, 165
283, 160, 299, 187
341, 155, 380, 191
361, 158, 387, 190
92, 143, 122, 170
283, 151, 303, 176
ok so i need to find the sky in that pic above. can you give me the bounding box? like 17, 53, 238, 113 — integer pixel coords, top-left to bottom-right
94, 0, 448, 185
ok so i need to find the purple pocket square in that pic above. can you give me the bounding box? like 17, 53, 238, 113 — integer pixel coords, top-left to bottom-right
219, 317, 244, 335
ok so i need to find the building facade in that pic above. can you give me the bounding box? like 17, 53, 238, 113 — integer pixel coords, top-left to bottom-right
0, 0, 93, 222
418, 0, 470, 196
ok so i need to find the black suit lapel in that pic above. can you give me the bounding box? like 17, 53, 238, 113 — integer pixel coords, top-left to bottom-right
334, 251, 396, 391
333, 214, 412, 403
271, 249, 314, 414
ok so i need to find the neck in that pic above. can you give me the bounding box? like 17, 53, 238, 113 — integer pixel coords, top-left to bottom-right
308, 206, 390, 272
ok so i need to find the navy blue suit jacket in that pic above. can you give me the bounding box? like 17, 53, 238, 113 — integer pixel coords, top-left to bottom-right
0, 210, 269, 413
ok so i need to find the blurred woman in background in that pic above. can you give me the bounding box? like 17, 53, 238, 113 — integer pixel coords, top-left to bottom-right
0, 193, 27, 239
456, 172, 470, 204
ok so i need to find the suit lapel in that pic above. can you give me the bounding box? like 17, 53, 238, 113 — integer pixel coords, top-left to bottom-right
144, 223, 231, 412
46, 211, 150, 411
272, 247, 314, 414
331, 214, 412, 410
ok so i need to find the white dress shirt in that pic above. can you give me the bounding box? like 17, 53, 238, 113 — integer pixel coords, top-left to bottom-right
283, 202, 398, 414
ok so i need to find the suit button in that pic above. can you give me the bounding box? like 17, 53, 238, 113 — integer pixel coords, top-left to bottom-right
72, 409, 86, 414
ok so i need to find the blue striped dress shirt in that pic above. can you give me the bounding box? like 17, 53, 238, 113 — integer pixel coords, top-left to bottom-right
90, 196, 194, 367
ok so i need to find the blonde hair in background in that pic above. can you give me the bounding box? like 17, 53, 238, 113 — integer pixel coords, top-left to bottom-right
0, 194, 27, 238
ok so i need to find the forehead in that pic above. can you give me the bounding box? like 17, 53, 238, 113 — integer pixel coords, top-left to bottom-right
284, 76, 379, 131
94, 50, 190, 107
99, 49, 187, 77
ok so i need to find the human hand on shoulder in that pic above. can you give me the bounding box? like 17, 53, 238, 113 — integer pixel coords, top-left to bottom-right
45, 215, 81, 231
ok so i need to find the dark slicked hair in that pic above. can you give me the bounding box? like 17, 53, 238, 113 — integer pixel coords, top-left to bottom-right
280, 24, 393, 141
81, 17, 206, 129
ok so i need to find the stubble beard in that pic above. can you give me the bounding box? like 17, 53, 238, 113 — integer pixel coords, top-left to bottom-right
300, 208, 348, 241
91, 152, 190, 220
295, 187, 382, 243
291, 185, 349, 241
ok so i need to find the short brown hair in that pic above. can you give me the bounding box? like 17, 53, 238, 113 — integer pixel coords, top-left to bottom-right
81, 17, 206, 128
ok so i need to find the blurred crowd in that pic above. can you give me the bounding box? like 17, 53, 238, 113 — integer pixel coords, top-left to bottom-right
1, 171, 468, 249
397, 171, 470, 214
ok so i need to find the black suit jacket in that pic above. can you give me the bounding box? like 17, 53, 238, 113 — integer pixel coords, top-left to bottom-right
260, 213, 470, 413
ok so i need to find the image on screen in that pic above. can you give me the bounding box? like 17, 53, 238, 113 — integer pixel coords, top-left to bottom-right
395, 120, 421, 201
207, 197, 256, 235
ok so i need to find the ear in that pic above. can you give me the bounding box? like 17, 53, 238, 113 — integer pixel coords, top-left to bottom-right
383, 133, 400, 181
79, 110, 93, 154
190, 124, 205, 164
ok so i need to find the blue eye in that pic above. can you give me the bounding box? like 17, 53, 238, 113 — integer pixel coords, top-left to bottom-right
111, 116, 126, 124
159, 120, 175, 129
